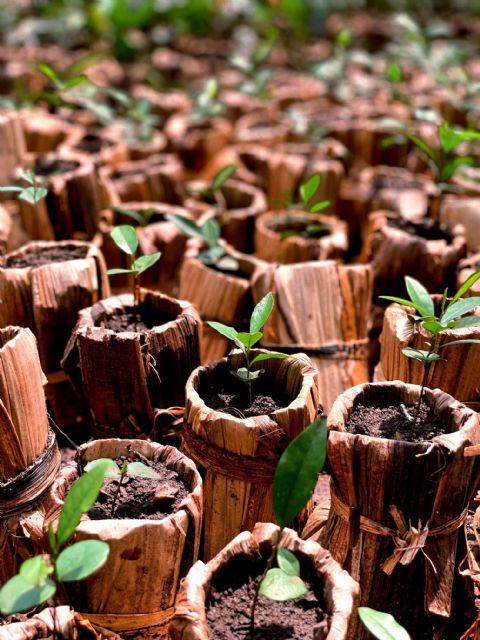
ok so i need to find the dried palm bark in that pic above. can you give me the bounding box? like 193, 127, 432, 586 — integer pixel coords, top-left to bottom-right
440, 195, 480, 254
183, 350, 319, 560
59, 126, 129, 168
19, 108, 74, 152
460, 503, 480, 640
169, 522, 359, 640
320, 381, 480, 639
253, 260, 372, 411
0, 110, 26, 191
233, 111, 292, 148
46, 439, 202, 640
62, 290, 201, 439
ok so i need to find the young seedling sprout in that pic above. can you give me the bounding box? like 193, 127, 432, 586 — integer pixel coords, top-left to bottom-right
207, 292, 288, 405
230, 34, 275, 99
111, 205, 158, 227
187, 164, 237, 208
84, 458, 161, 518
0, 461, 111, 616
0, 168, 48, 204
191, 78, 225, 122
249, 416, 328, 635
358, 607, 410, 640
380, 272, 480, 426
106, 224, 161, 309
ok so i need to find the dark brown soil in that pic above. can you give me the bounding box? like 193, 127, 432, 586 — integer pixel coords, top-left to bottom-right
203, 379, 286, 418
388, 217, 452, 242
204, 259, 251, 280
207, 576, 328, 640
34, 156, 80, 177
75, 133, 113, 153
87, 455, 188, 520
3, 245, 88, 268
268, 215, 331, 240
101, 306, 176, 332
345, 401, 448, 443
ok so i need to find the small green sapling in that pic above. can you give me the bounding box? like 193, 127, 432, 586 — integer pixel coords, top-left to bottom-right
358, 607, 410, 640
187, 164, 237, 208
106, 224, 161, 309
0, 461, 111, 615
380, 272, 480, 425
0, 168, 48, 205
207, 292, 287, 405
191, 78, 225, 122
111, 205, 157, 227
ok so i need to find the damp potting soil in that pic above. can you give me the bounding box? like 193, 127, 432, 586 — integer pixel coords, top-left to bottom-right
3, 245, 89, 268
102, 307, 176, 332
388, 217, 453, 242
203, 380, 287, 418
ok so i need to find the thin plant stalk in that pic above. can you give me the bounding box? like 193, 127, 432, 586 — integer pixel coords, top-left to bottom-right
250, 528, 282, 638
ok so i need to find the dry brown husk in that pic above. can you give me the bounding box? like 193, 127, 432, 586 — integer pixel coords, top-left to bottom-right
320, 381, 480, 638
46, 439, 202, 640
18, 108, 75, 153
233, 111, 292, 148
253, 260, 372, 412
0, 205, 13, 255
59, 125, 129, 168
62, 289, 201, 439
183, 350, 319, 559
254, 210, 348, 264
169, 522, 359, 640
0, 111, 26, 192
378, 301, 480, 406
460, 505, 480, 640
0, 606, 121, 640
439, 194, 480, 254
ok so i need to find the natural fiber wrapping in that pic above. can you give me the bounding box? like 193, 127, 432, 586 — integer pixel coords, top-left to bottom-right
169, 522, 359, 640
0, 110, 26, 191
320, 381, 480, 638
440, 195, 480, 253
183, 351, 319, 559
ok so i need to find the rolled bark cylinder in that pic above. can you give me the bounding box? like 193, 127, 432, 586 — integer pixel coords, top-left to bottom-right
183, 350, 319, 559
233, 111, 292, 148
169, 522, 359, 640
0, 110, 26, 192
59, 126, 129, 168
461, 504, 480, 639
46, 438, 203, 640
254, 210, 348, 264
62, 289, 201, 439
254, 260, 372, 412
379, 301, 480, 405
19, 108, 75, 152
320, 381, 480, 638
439, 194, 480, 254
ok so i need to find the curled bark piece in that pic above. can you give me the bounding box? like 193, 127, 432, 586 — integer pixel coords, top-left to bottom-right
0, 110, 26, 191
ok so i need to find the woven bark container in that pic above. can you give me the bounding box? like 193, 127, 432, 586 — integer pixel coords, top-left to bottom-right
254, 260, 372, 412
460, 504, 480, 640
439, 195, 480, 254
183, 350, 319, 560
320, 381, 480, 639
19, 108, 75, 152
0, 326, 60, 583
47, 439, 203, 640
62, 289, 201, 439
59, 126, 129, 168
169, 522, 359, 640
0, 110, 26, 193
233, 111, 292, 148
254, 210, 348, 264
378, 301, 480, 406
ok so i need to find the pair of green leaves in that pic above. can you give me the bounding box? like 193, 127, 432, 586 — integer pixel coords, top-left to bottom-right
0, 461, 111, 615
192, 78, 224, 119
106, 225, 161, 278
299, 173, 331, 214
112, 206, 157, 227
0, 169, 48, 205
358, 607, 410, 640
84, 457, 161, 480
259, 417, 328, 601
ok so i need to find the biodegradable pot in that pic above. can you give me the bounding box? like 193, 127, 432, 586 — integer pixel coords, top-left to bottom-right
439, 195, 480, 254
254, 260, 373, 412
169, 522, 359, 640
59, 126, 129, 168
254, 210, 348, 264
19, 108, 76, 153
48, 438, 203, 640
62, 289, 201, 439
183, 350, 319, 560
233, 111, 292, 148
0, 110, 26, 192
461, 503, 480, 639
378, 301, 480, 406
131, 85, 191, 122
320, 381, 480, 638
0, 326, 60, 583
458, 254, 480, 297
102, 123, 168, 162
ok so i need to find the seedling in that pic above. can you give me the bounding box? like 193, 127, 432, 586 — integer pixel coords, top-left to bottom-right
249, 416, 328, 634
358, 607, 410, 640
0, 461, 111, 615
0, 168, 48, 205
230, 34, 275, 99
111, 205, 158, 227
106, 225, 161, 309
191, 78, 225, 122
380, 272, 480, 426
84, 458, 161, 518
187, 164, 237, 207
207, 292, 288, 405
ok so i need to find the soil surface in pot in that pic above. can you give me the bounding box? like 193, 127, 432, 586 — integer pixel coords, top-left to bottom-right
75, 133, 113, 153
88, 455, 188, 520
207, 576, 328, 640
34, 156, 80, 176
202, 379, 286, 418
345, 401, 447, 443
100, 305, 177, 332
3, 245, 88, 268
204, 259, 251, 280
388, 217, 452, 242
268, 215, 331, 240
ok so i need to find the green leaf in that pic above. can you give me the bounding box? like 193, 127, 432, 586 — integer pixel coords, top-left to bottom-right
234, 367, 252, 381
0, 574, 56, 615
451, 270, 480, 303
277, 547, 300, 577
452, 315, 480, 328
386, 62, 402, 83
250, 292, 274, 333
126, 461, 161, 478
251, 352, 289, 365
202, 218, 221, 247
439, 156, 475, 182
358, 607, 411, 640
274, 417, 327, 528
37, 61, 59, 84
422, 320, 445, 334
378, 295, 431, 317
56, 540, 109, 582
56, 460, 111, 549
441, 297, 480, 324
309, 200, 331, 213
259, 568, 307, 601
19, 186, 48, 205
401, 347, 441, 363
20, 556, 53, 585
404, 132, 438, 164
236, 332, 263, 349
63, 76, 87, 91
132, 252, 161, 275
0, 186, 22, 193
405, 276, 435, 317
206, 321, 238, 342
84, 458, 120, 479
17, 169, 35, 183
106, 268, 132, 276
110, 225, 138, 255
439, 339, 480, 349
211, 164, 236, 191
299, 174, 320, 205
438, 122, 480, 154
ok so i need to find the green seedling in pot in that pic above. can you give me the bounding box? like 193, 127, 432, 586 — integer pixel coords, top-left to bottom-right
358, 607, 410, 640
106, 224, 161, 309
187, 164, 237, 208
84, 458, 161, 518
249, 416, 328, 634
380, 272, 480, 426
191, 77, 225, 121
111, 205, 158, 227
0, 168, 48, 205
0, 461, 111, 615
230, 34, 275, 99
207, 292, 287, 405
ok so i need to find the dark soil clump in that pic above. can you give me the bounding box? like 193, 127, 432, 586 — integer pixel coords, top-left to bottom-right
388, 217, 452, 242
34, 156, 80, 176
268, 215, 331, 240
346, 401, 448, 442
207, 576, 329, 640
75, 133, 112, 153
101, 306, 176, 332
88, 455, 188, 520
203, 380, 286, 418
3, 245, 88, 268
